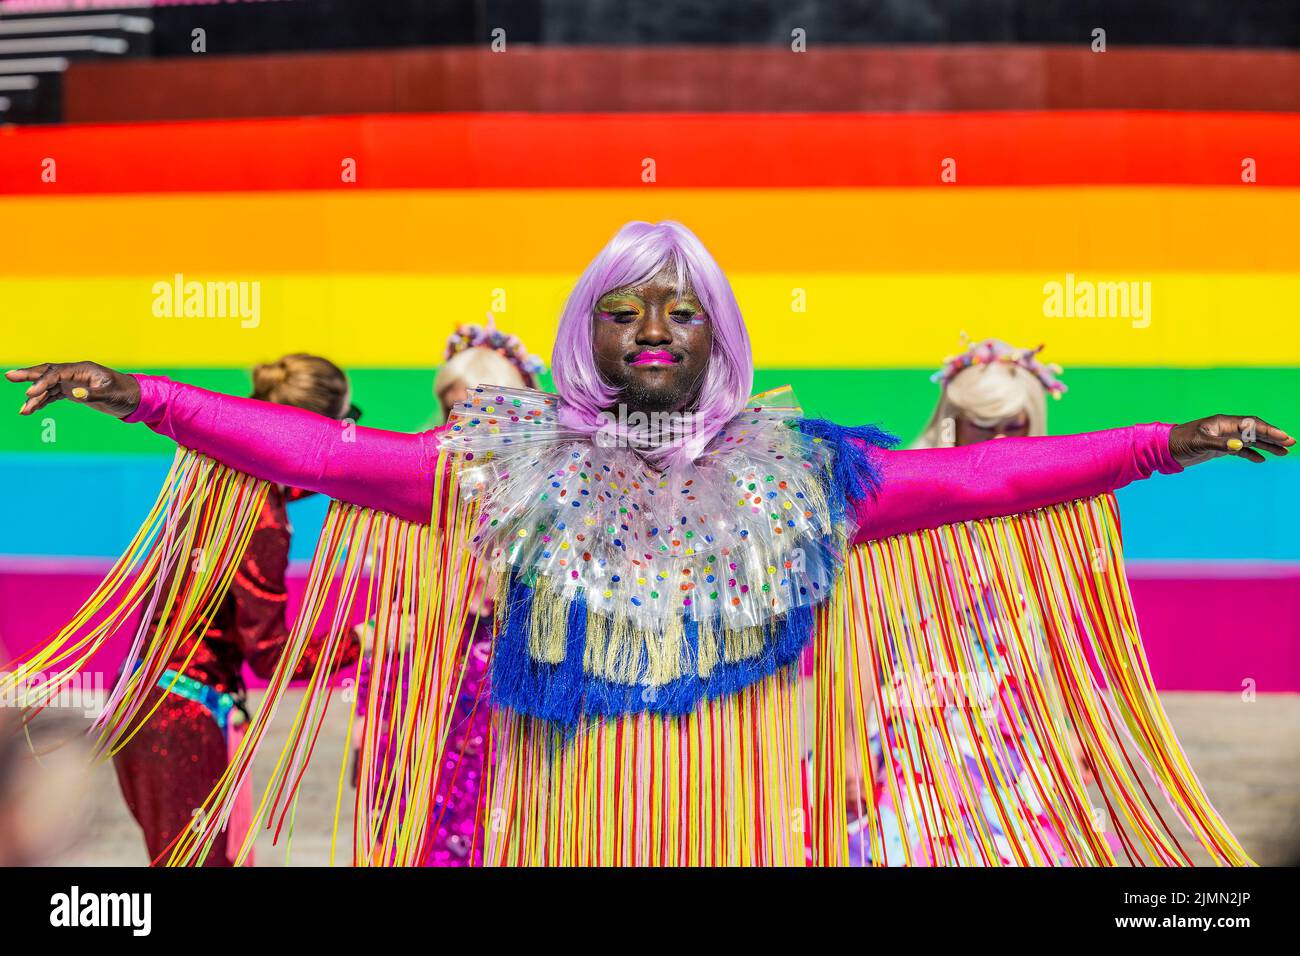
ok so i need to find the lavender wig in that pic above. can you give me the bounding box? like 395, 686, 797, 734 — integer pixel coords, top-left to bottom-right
550, 220, 754, 470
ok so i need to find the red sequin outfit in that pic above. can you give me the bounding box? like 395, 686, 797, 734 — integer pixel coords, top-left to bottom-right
112, 486, 360, 866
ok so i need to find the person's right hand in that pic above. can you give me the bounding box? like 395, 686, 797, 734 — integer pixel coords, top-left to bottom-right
6, 362, 141, 419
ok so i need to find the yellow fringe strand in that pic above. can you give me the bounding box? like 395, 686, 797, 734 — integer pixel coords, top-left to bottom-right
7, 442, 1249, 869
483, 667, 805, 866
162, 447, 480, 867
480, 493, 1251, 867
807, 492, 1253, 867
0, 448, 268, 758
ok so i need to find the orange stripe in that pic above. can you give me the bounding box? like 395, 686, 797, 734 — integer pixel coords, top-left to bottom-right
2, 188, 1298, 274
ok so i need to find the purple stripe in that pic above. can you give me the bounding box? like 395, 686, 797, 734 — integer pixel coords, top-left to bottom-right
2, 562, 1297, 692
1126, 560, 1300, 580
0, 567, 367, 691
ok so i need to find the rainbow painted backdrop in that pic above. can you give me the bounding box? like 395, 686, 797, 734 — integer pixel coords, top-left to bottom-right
0, 111, 1297, 689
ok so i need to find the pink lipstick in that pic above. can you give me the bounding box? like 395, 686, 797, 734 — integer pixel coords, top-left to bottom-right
630, 350, 678, 366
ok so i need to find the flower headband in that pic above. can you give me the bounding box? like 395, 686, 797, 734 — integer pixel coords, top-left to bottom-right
444, 313, 548, 386
930, 335, 1067, 399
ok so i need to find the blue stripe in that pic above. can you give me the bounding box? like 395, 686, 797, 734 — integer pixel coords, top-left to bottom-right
0, 452, 1296, 561
0, 453, 329, 561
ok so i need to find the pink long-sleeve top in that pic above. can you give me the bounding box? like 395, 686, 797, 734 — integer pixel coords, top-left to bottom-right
124, 375, 1184, 543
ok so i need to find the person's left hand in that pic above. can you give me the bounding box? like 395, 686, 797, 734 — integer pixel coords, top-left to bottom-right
1169, 415, 1293, 468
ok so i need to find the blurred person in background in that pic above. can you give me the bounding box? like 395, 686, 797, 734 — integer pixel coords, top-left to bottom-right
352, 319, 544, 866
849, 338, 1098, 865
112, 354, 364, 866
913, 336, 1061, 449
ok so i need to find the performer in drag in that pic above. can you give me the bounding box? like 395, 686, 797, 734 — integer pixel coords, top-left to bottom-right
5, 220, 1291, 867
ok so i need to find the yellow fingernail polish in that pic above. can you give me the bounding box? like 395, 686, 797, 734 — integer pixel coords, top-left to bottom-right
1227, 438, 1244, 451
71, 386, 88, 400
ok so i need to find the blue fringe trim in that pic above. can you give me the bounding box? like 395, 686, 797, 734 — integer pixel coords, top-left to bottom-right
490, 418, 897, 729
792, 417, 898, 525
489, 571, 588, 727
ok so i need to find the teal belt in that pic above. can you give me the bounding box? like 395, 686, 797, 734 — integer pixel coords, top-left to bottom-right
155, 668, 240, 741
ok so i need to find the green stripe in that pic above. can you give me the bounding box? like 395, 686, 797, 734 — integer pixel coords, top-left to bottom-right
1, 366, 1296, 455
760, 367, 1300, 444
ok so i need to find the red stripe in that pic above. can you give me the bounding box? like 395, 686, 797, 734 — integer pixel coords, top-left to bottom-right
2, 111, 1299, 194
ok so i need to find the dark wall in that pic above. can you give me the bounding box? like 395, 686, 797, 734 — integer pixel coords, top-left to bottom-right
141, 0, 1298, 54
539, 0, 1298, 45
10, 0, 1297, 124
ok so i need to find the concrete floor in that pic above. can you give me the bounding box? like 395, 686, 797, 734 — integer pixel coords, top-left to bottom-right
23, 690, 1300, 867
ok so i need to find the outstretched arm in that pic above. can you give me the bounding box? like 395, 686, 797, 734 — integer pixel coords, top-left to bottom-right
126, 374, 440, 524
852, 418, 1292, 544
8, 362, 439, 524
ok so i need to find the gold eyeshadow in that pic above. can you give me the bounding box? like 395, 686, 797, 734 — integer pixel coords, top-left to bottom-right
667, 296, 707, 323
594, 290, 708, 323
595, 293, 645, 318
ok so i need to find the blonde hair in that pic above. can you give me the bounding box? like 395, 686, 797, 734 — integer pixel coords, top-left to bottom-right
434, 347, 527, 405
251, 353, 351, 419
913, 360, 1048, 449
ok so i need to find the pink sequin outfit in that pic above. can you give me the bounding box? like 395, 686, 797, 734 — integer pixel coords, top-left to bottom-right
355, 613, 493, 867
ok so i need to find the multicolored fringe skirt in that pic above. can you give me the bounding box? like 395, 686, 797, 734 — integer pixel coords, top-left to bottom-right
0, 449, 1254, 867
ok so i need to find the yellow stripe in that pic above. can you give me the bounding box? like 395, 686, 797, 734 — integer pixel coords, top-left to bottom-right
2, 188, 1299, 275
3, 272, 1297, 367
